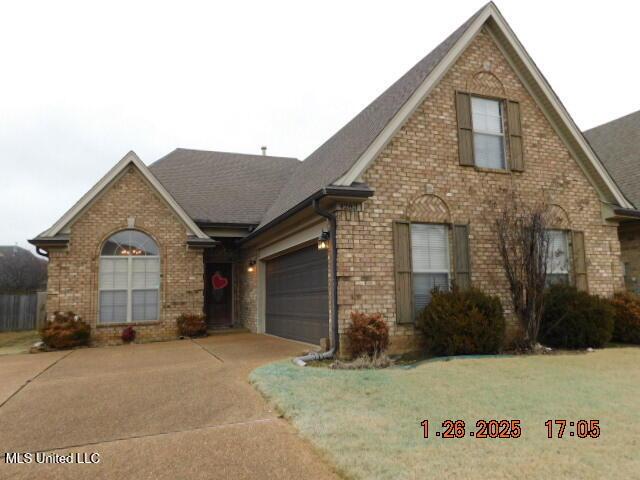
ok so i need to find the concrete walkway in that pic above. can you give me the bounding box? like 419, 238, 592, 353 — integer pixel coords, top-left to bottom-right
0, 333, 338, 479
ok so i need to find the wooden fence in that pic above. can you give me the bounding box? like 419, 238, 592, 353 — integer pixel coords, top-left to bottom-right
0, 292, 47, 331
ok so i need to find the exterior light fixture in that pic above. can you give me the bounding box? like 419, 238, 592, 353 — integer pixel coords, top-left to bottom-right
318, 231, 330, 250
247, 260, 256, 273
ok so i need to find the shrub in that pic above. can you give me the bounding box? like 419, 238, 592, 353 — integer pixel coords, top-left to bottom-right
177, 313, 208, 338
418, 287, 505, 356
40, 311, 91, 349
122, 326, 136, 343
610, 291, 640, 344
540, 284, 614, 349
347, 312, 389, 357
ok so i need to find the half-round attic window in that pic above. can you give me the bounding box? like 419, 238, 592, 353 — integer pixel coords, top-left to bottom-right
101, 230, 159, 256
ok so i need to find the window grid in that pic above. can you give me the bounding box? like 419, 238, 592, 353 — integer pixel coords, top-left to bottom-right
99, 256, 160, 323
411, 224, 451, 314
471, 96, 506, 169
546, 230, 570, 286
99, 230, 160, 324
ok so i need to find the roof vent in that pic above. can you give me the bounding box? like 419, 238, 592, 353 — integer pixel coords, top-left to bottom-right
261, 146, 267, 156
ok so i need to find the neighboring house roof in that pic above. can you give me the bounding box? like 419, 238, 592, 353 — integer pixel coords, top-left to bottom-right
149, 149, 300, 225
584, 110, 640, 208
33, 151, 210, 242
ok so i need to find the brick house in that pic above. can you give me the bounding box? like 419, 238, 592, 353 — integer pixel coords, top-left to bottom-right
585, 111, 640, 294
30, 3, 634, 355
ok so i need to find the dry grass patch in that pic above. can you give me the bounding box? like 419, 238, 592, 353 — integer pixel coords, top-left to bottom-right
330, 353, 394, 370
251, 348, 640, 480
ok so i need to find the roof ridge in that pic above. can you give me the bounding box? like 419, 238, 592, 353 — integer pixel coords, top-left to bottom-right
173, 147, 298, 160
150, 148, 299, 169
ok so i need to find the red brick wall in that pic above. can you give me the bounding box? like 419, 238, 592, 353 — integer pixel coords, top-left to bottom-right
45, 165, 204, 345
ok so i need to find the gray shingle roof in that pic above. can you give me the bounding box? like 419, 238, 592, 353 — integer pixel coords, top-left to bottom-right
149, 6, 484, 233
254, 6, 484, 231
584, 110, 640, 208
149, 149, 300, 225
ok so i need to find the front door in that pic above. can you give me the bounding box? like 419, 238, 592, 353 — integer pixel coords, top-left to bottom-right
205, 263, 233, 329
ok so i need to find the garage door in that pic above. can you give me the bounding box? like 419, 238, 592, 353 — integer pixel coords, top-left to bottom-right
266, 245, 329, 344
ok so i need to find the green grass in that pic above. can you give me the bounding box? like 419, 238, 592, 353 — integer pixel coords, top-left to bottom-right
0, 330, 40, 355
251, 348, 640, 479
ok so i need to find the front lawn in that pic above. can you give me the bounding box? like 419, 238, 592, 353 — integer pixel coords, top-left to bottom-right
251, 348, 640, 479
0, 330, 39, 355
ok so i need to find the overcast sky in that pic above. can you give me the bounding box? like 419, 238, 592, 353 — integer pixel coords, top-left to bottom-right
1, 0, 638, 250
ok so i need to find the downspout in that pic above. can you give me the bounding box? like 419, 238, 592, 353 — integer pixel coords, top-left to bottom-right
292, 195, 339, 366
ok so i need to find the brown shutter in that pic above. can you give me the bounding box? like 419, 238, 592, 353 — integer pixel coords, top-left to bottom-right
453, 224, 471, 290
571, 231, 588, 291
393, 220, 414, 324
456, 92, 474, 166
507, 100, 524, 171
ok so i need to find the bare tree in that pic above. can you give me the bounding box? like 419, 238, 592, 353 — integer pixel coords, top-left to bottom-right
492, 190, 550, 348
0, 246, 48, 293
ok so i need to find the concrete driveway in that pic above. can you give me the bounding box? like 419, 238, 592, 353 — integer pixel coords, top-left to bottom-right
0, 333, 338, 479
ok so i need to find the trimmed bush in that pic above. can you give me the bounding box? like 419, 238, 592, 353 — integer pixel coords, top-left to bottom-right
540, 284, 614, 349
347, 312, 389, 357
418, 287, 505, 356
40, 311, 91, 349
177, 313, 208, 338
610, 291, 640, 344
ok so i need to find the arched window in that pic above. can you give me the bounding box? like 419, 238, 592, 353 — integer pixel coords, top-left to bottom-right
99, 230, 160, 324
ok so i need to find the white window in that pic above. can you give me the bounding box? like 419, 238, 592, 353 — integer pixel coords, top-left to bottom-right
546, 230, 570, 286
471, 96, 506, 169
99, 230, 160, 324
411, 224, 450, 313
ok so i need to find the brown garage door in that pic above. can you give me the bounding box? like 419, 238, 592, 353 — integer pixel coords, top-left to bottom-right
265, 245, 329, 345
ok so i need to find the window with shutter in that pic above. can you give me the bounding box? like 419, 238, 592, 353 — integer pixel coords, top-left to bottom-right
411, 224, 450, 314
457, 92, 524, 171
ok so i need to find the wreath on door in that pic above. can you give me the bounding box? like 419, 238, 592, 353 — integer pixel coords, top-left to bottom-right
211, 271, 229, 302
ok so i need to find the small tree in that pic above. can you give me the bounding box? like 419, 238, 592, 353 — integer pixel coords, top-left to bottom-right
493, 190, 550, 348
0, 246, 47, 292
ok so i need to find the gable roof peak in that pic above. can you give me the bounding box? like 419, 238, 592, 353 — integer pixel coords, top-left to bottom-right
37, 150, 209, 240
254, 1, 631, 234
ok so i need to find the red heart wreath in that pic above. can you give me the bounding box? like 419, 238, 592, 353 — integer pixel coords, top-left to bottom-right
212, 272, 229, 290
